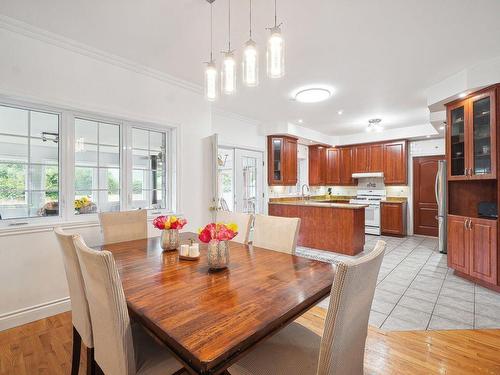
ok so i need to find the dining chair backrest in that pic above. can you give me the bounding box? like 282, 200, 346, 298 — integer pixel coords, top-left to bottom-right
54, 227, 93, 349
99, 209, 147, 244
216, 211, 253, 244
252, 214, 301, 254
317, 240, 386, 375
73, 234, 136, 375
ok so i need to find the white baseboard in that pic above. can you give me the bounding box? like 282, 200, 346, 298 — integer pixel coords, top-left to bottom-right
0, 297, 71, 331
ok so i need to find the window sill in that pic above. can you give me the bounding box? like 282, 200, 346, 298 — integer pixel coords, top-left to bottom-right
0, 211, 183, 237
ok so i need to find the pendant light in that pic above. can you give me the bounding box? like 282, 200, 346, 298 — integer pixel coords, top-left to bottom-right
266, 0, 284, 78
221, 0, 236, 95
242, 0, 258, 87
204, 0, 218, 101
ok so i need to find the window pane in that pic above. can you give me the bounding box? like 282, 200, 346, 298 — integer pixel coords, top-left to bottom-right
75, 143, 98, 166
31, 191, 59, 217
31, 138, 58, 165
132, 128, 148, 149
99, 168, 120, 190
29, 165, 58, 191
0, 163, 27, 197
0, 135, 28, 163
0, 105, 28, 136
98, 190, 120, 212
30, 111, 58, 138
100, 145, 120, 167
75, 118, 98, 144
150, 131, 164, 152
132, 149, 150, 169
0, 190, 27, 220
75, 167, 96, 190
99, 123, 119, 146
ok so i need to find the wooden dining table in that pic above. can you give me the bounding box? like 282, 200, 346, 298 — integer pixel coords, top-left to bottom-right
96, 232, 336, 375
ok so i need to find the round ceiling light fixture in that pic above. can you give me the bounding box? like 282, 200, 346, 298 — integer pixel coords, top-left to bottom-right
294, 88, 332, 103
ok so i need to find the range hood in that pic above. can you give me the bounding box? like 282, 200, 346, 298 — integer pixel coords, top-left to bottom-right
352, 172, 384, 178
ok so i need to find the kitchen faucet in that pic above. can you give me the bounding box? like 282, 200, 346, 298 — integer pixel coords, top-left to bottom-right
301, 184, 311, 200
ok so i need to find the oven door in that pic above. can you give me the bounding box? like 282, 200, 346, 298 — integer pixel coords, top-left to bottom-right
365, 205, 381, 232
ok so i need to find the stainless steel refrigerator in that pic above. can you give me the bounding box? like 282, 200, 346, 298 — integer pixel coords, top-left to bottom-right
435, 160, 447, 254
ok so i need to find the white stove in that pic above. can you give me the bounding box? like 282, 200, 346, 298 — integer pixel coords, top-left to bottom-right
349, 189, 386, 235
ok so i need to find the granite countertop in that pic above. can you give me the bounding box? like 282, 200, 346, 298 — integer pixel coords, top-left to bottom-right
268, 195, 354, 203
382, 198, 408, 203
268, 200, 367, 209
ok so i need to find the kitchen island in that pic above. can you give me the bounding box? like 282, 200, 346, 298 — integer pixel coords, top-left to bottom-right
268, 201, 367, 255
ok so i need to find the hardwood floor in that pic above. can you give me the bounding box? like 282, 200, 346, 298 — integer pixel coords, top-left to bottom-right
1, 307, 500, 374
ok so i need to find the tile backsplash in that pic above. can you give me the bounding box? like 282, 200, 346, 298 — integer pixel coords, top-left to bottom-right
268, 185, 408, 198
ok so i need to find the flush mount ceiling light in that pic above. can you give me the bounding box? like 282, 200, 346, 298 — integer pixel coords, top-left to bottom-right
366, 118, 383, 132
294, 88, 332, 103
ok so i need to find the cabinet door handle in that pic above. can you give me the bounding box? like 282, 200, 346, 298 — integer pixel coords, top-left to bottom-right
464, 219, 468, 229
468, 219, 473, 230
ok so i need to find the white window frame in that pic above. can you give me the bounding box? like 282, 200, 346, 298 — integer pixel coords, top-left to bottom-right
0, 97, 178, 229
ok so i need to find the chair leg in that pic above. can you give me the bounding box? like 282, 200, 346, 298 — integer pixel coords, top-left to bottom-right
86, 347, 95, 375
71, 326, 82, 375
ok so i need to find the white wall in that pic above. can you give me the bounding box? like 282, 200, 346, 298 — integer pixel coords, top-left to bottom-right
0, 22, 261, 330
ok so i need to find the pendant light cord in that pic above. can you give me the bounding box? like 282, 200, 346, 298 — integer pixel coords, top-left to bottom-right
274, 0, 277, 27
210, 3, 213, 61
228, 0, 231, 51
249, 0, 252, 38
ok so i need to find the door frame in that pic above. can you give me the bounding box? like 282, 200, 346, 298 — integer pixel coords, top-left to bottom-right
412, 155, 445, 237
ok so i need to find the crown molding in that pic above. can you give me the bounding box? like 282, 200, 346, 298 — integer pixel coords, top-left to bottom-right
0, 14, 203, 95
212, 106, 262, 126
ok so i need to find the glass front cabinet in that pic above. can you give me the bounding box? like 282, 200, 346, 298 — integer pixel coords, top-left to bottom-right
446, 88, 497, 181
267, 135, 298, 186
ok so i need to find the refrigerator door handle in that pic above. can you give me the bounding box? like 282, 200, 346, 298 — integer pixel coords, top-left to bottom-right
435, 168, 440, 205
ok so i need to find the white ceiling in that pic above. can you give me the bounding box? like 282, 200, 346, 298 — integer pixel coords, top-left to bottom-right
1, 0, 500, 135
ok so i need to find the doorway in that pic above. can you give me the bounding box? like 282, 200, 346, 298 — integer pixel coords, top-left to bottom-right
216, 146, 263, 214
413, 155, 445, 236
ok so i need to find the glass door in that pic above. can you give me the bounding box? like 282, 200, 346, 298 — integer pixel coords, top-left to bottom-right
234, 149, 263, 214
448, 101, 467, 179
471, 92, 496, 179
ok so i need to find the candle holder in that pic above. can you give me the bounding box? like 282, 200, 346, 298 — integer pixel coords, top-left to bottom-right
207, 239, 230, 270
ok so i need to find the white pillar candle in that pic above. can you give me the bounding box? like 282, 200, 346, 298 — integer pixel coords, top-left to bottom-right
180, 244, 189, 256
189, 243, 200, 257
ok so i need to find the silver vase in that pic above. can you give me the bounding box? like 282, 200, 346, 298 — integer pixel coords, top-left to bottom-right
161, 229, 179, 251
207, 239, 230, 270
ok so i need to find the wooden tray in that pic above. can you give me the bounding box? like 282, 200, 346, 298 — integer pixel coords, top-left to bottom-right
179, 254, 200, 261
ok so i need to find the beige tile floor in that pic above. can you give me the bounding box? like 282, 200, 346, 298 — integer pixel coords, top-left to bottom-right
296, 235, 500, 331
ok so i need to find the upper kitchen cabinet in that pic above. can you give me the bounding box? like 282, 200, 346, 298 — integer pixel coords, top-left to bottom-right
383, 140, 408, 184
309, 145, 327, 186
340, 147, 355, 185
353, 143, 384, 173
267, 135, 298, 186
326, 148, 341, 185
446, 86, 497, 180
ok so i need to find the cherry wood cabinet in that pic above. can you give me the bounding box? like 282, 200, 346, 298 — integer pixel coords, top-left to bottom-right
383, 140, 408, 185
446, 87, 497, 181
381, 201, 407, 237
339, 147, 354, 185
353, 143, 384, 173
353, 145, 370, 173
267, 135, 298, 186
447, 214, 497, 284
308, 145, 327, 186
325, 148, 341, 185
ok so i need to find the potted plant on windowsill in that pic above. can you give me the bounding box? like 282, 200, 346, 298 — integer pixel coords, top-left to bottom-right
153, 215, 187, 251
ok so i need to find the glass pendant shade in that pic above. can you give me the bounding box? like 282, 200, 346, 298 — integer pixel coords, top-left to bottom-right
221, 51, 237, 95
205, 61, 218, 101
266, 26, 284, 78
242, 39, 259, 87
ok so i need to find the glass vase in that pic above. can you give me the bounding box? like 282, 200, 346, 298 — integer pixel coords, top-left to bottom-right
207, 239, 230, 270
161, 229, 179, 251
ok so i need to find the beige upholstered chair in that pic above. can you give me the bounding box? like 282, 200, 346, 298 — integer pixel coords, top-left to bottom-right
252, 214, 301, 254
216, 211, 253, 244
229, 240, 386, 375
99, 209, 148, 244
54, 227, 95, 375
73, 234, 183, 375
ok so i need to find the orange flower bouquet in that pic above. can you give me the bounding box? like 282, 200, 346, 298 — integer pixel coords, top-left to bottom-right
153, 215, 187, 251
